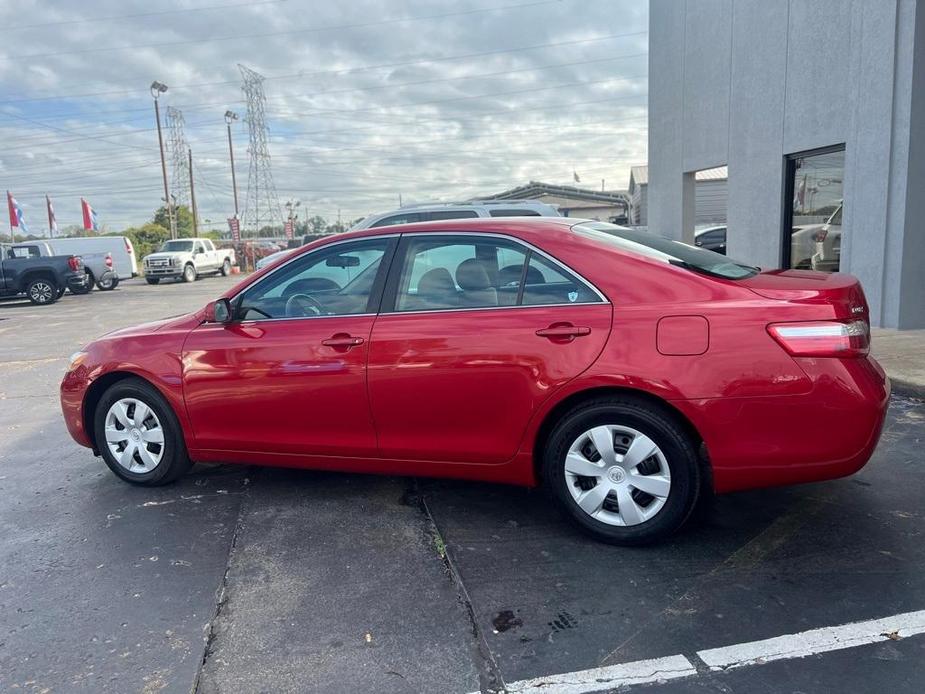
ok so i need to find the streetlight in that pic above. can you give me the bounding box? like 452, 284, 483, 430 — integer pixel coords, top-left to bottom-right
224, 110, 239, 219
151, 81, 176, 239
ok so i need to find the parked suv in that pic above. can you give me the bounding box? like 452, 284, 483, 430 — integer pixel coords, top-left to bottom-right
143, 238, 236, 284
351, 200, 559, 230
1, 243, 86, 304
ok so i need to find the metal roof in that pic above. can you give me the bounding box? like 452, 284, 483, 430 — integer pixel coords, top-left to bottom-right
629, 165, 728, 187
481, 181, 629, 207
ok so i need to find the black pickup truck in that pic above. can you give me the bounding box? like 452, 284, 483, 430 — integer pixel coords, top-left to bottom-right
0, 242, 87, 305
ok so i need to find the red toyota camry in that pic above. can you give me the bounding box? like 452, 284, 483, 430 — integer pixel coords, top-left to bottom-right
61, 218, 889, 544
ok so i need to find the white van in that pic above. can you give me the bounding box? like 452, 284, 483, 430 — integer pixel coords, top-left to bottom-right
47, 236, 139, 279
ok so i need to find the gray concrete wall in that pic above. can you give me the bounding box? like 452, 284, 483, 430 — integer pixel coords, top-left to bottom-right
649, 0, 925, 328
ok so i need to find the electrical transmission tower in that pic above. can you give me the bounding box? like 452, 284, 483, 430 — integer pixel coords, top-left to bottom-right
165, 106, 191, 209
239, 64, 283, 237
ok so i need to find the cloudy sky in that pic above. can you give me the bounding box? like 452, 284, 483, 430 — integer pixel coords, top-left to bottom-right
0, 0, 648, 233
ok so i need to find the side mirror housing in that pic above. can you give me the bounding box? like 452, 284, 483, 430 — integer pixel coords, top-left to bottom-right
208, 298, 233, 323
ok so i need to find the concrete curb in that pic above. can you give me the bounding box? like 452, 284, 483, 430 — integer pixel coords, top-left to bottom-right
890, 377, 925, 400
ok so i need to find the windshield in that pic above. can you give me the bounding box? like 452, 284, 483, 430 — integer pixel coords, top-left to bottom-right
573, 222, 758, 280
158, 240, 193, 253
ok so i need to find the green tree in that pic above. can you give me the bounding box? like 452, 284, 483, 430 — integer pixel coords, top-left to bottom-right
153, 205, 195, 237
117, 222, 170, 261
306, 215, 327, 234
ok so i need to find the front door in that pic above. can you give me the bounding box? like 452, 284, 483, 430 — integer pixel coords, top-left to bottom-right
367, 233, 612, 464
183, 237, 395, 457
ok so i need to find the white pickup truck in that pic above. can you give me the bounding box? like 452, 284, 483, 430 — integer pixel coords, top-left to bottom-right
143, 238, 236, 284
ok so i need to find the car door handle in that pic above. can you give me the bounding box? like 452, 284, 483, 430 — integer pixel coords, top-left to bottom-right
535, 324, 591, 340
322, 334, 365, 348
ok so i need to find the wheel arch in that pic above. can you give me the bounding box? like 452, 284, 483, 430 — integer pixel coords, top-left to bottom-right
19, 269, 57, 291
532, 385, 712, 491
83, 370, 176, 454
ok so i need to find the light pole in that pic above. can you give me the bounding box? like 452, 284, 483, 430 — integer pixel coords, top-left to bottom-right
224, 110, 239, 219
285, 199, 300, 244
151, 81, 176, 239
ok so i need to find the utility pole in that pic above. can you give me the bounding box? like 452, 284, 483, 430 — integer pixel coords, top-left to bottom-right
150, 81, 176, 238
188, 148, 199, 236
224, 111, 240, 218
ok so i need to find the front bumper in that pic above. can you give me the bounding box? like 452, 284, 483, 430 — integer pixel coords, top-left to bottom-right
61, 364, 92, 449
144, 265, 181, 277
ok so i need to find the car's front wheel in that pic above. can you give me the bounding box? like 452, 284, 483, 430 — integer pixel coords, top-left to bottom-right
542, 397, 701, 545
94, 378, 192, 486
183, 264, 197, 283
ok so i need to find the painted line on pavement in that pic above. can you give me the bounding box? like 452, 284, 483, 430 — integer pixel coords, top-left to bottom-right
474, 609, 925, 694
697, 608, 925, 671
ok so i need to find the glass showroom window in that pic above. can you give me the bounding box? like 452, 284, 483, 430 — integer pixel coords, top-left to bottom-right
783, 146, 845, 272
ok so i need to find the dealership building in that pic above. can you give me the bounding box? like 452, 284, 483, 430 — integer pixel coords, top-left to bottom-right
648, 0, 925, 329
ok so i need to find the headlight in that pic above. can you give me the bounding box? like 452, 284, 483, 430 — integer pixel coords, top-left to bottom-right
171, 257, 180, 266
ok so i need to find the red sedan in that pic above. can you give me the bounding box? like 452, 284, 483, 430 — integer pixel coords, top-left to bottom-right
61, 219, 889, 544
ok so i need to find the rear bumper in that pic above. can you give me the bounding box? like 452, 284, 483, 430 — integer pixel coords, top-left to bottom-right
65, 273, 88, 290
674, 355, 890, 494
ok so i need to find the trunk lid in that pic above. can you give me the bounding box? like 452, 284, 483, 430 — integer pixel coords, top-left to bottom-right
740, 269, 869, 322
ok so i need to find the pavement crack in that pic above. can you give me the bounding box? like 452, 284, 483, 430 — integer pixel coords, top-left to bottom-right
412, 480, 507, 694
192, 469, 253, 693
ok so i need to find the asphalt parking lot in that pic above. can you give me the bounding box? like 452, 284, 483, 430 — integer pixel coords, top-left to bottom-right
1, 277, 923, 693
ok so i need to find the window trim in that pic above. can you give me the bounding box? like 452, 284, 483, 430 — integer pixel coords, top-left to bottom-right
378, 231, 608, 315
780, 143, 845, 269
229, 235, 398, 323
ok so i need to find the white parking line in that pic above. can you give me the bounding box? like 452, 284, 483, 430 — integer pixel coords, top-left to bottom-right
501, 655, 697, 694
697, 608, 925, 671
477, 609, 925, 694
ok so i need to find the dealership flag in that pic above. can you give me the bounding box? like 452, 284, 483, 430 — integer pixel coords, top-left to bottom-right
7, 191, 28, 232
46, 194, 58, 236
81, 197, 99, 231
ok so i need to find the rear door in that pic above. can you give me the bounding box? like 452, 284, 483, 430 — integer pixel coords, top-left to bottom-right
367, 233, 612, 464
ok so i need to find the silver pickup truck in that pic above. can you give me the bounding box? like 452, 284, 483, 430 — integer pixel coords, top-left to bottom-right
10, 241, 118, 293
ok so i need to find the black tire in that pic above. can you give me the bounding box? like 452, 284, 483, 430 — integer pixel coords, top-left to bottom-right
94, 377, 192, 486
97, 274, 119, 291
70, 270, 93, 294
220, 258, 232, 276
145, 277, 160, 285
56, 286, 67, 299
183, 264, 197, 283
541, 396, 701, 546
26, 277, 59, 305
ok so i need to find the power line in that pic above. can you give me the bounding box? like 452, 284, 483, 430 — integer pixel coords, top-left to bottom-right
6, 0, 287, 30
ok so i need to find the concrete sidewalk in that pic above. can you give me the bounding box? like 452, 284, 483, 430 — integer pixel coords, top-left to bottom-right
872, 328, 925, 398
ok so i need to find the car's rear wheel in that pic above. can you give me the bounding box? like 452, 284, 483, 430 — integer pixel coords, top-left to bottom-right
542, 397, 701, 545
183, 264, 197, 282
94, 378, 192, 486
220, 258, 231, 276
145, 277, 160, 285
97, 274, 119, 291
26, 277, 59, 305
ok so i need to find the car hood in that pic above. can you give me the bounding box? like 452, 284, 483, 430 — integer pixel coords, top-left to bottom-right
97, 311, 203, 340
145, 252, 184, 261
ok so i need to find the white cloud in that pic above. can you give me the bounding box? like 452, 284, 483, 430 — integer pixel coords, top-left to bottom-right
0, 0, 648, 231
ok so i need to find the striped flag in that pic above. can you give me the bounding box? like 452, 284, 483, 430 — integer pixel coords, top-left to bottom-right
46, 194, 58, 236
7, 191, 28, 232
81, 197, 99, 231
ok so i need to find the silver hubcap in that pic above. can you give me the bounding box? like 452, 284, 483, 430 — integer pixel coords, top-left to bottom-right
564, 425, 671, 526
104, 398, 165, 473
31, 282, 53, 302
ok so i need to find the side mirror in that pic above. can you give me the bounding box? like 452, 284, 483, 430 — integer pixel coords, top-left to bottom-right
211, 298, 233, 323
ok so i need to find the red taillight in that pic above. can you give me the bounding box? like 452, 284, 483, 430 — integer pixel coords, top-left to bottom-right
124, 238, 133, 254
105, 253, 113, 267
768, 320, 869, 358
67, 256, 81, 271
